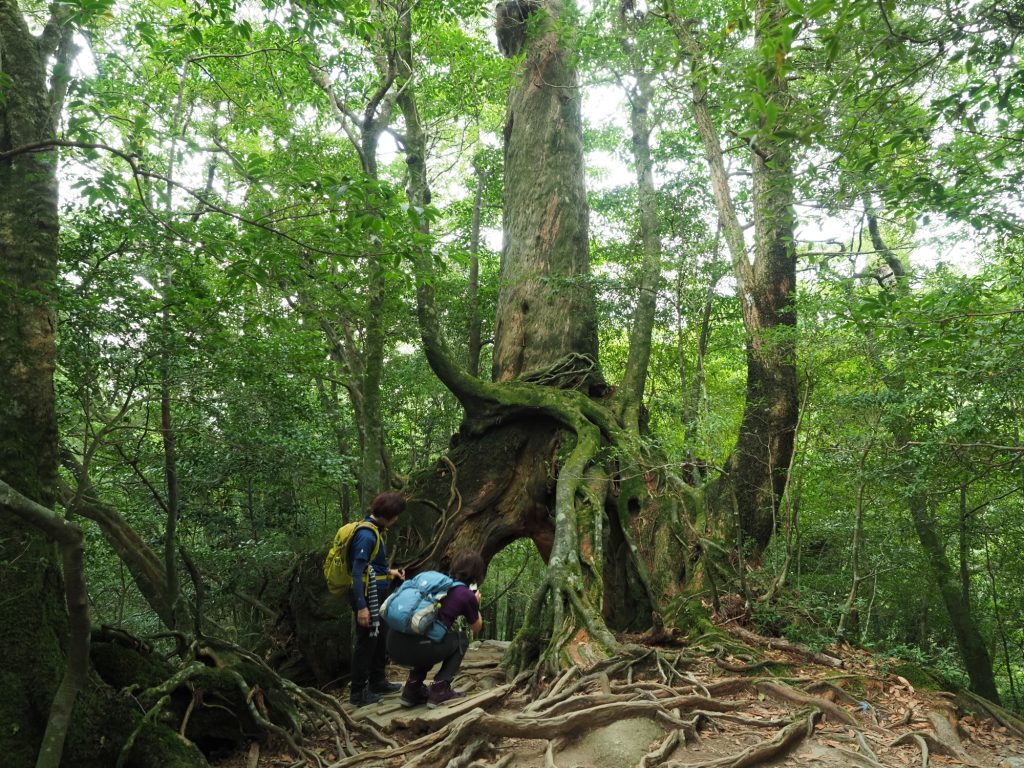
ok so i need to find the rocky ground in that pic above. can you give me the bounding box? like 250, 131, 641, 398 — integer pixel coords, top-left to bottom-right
215, 633, 1024, 768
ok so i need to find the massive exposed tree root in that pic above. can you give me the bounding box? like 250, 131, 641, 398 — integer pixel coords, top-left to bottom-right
292, 624, 1023, 768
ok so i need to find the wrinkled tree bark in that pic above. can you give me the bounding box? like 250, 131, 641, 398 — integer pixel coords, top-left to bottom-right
491, 0, 601, 392
0, 2, 77, 763
467, 160, 491, 378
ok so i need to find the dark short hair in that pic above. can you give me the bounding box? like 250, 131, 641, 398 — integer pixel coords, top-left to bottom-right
449, 551, 485, 585
371, 492, 406, 521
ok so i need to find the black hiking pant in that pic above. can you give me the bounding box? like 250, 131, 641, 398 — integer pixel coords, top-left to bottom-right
350, 620, 390, 693
387, 629, 468, 683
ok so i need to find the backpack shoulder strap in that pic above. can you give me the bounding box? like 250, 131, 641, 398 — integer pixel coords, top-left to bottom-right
352, 521, 382, 560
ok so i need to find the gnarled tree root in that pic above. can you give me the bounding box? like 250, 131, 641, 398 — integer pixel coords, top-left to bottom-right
664, 710, 820, 768
755, 681, 857, 725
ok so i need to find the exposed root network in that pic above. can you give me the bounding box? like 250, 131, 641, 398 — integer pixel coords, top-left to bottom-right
217, 631, 1024, 768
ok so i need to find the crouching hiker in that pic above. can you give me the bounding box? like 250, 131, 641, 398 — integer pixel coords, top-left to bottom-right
386, 551, 485, 708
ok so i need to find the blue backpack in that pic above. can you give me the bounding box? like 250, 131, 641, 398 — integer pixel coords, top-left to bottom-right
381, 571, 464, 642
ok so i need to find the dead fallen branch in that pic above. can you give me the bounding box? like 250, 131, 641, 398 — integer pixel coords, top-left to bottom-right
726, 625, 843, 668
755, 681, 857, 725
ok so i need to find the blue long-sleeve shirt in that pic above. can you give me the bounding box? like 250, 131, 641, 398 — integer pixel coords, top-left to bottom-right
348, 516, 391, 609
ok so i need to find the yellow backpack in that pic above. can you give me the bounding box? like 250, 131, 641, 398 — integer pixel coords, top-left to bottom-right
323, 521, 381, 597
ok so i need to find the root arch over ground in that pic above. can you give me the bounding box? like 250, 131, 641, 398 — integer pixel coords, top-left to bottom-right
394, 377, 706, 675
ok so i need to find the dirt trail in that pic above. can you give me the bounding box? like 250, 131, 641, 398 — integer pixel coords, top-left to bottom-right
221, 636, 1024, 768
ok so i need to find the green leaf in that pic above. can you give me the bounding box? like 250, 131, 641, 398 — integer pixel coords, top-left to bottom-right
807, 0, 834, 17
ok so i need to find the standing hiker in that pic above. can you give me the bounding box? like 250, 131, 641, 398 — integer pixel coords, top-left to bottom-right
348, 491, 406, 706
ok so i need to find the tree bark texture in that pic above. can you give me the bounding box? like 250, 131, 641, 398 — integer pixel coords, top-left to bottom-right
727, 165, 797, 551
0, 2, 68, 763
492, 0, 600, 388
399, 416, 678, 636
725, 0, 798, 553
467, 162, 489, 378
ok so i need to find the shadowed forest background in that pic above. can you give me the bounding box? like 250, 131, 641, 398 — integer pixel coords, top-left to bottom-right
1, 0, 1023, 764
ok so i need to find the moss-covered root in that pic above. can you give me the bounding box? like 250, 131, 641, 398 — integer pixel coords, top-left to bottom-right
504, 416, 620, 678
504, 577, 616, 678
118, 697, 211, 768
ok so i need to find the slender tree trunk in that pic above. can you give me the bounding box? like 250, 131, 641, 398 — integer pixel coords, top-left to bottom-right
837, 426, 877, 641
616, 65, 662, 433
314, 375, 355, 517
861, 199, 1001, 702
156, 61, 192, 625
909, 491, 1000, 702
59, 459, 178, 629
958, 482, 970, 606
680, 231, 721, 461
354, 110, 389, 507
360, 262, 388, 508
305, 32, 398, 509
669, 0, 798, 552
467, 162, 490, 378
984, 535, 1018, 708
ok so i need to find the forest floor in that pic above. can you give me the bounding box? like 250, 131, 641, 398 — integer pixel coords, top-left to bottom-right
215, 629, 1024, 768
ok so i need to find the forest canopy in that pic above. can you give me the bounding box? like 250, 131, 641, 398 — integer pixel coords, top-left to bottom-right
1, 0, 1022, 764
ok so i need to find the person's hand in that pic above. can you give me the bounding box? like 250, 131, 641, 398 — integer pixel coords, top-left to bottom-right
357, 607, 371, 627
389, 567, 406, 580
473, 589, 482, 604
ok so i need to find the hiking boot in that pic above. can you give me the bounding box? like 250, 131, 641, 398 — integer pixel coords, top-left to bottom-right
400, 681, 430, 708
349, 687, 381, 707
369, 679, 402, 695
427, 680, 466, 708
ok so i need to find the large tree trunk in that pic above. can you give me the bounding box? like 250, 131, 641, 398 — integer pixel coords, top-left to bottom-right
725, 0, 798, 553
727, 125, 797, 553
1, 9, 212, 765
492, 0, 601, 391
0, 3, 72, 763
385, 0, 645, 673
